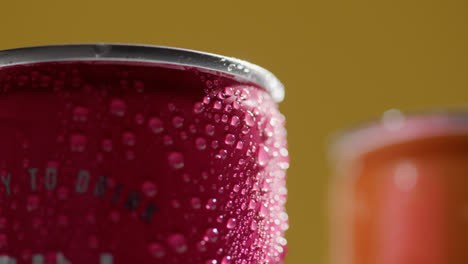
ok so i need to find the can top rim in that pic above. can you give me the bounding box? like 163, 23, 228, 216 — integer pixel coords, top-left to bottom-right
328, 109, 468, 164
0, 43, 285, 102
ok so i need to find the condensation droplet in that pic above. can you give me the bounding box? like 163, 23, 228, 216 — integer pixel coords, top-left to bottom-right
167, 233, 187, 254
142, 181, 158, 197
73, 106, 89, 122
203, 228, 219, 243
135, 113, 145, 125
259, 203, 268, 218
196, 137, 207, 150
194, 102, 204, 114
110, 98, 126, 117
205, 124, 215, 136
249, 199, 257, 210
189, 124, 197, 134
224, 87, 233, 96
240, 89, 250, 100
70, 133, 87, 152
182, 173, 191, 183
226, 218, 237, 229
167, 103, 176, 112
163, 135, 173, 146
168, 152, 184, 169
227, 64, 236, 72
216, 215, 225, 223
134, 80, 145, 93
224, 134, 236, 145
148, 242, 166, 259
191, 197, 202, 209
244, 111, 255, 127
203, 96, 211, 105
122, 131, 136, 146
172, 116, 184, 128
196, 240, 207, 252
264, 122, 274, 138
230, 116, 240, 127
214, 114, 221, 123
221, 255, 232, 264
211, 140, 219, 149
148, 117, 164, 134
27, 195, 40, 211
221, 114, 229, 123
213, 101, 222, 110
205, 198, 217, 210
236, 141, 244, 150
216, 149, 227, 159
258, 146, 270, 167
250, 220, 258, 231
171, 199, 181, 209
232, 101, 240, 110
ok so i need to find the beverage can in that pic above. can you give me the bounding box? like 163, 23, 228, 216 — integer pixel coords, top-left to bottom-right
329, 110, 468, 264
0, 44, 289, 264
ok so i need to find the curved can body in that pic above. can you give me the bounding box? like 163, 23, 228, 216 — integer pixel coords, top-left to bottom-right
0, 45, 289, 264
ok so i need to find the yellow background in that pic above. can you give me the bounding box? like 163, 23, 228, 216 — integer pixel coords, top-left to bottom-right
1, 0, 468, 263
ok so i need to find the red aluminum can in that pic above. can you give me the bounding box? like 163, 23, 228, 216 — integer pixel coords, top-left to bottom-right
0, 44, 288, 264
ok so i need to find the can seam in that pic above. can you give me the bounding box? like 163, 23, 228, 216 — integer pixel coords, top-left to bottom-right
0, 43, 285, 102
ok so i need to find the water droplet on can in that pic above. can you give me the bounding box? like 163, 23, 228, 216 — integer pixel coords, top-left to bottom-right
122, 131, 136, 146
142, 181, 158, 197
148, 242, 166, 259
70, 133, 87, 152
73, 106, 89, 122
191, 197, 201, 209
110, 98, 126, 117
203, 228, 219, 243
205, 124, 215, 136
167, 233, 188, 254
244, 111, 255, 127
230, 116, 240, 127
224, 134, 236, 145
258, 146, 270, 167
194, 102, 204, 114
27, 195, 40, 211
148, 117, 164, 134
196, 137, 207, 150
168, 152, 184, 169
221, 255, 232, 264
172, 116, 184, 128
205, 198, 217, 210
213, 101, 222, 110
226, 218, 237, 229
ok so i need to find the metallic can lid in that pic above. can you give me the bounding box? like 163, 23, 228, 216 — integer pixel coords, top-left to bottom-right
0, 43, 285, 102
328, 109, 468, 164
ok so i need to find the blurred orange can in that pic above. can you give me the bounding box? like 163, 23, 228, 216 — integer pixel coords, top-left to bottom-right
329, 110, 468, 264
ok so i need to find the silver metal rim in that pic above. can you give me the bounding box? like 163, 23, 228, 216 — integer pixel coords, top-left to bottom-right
328, 109, 468, 164
0, 43, 285, 102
